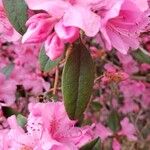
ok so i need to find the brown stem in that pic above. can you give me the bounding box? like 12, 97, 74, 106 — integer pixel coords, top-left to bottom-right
52, 66, 59, 95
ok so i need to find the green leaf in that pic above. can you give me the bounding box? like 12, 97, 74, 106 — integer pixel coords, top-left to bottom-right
108, 110, 121, 132
2, 0, 28, 35
132, 49, 150, 64
80, 138, 100, 150
2, 106, 19, 118
39, 47, 61, 72
62, 42, 95, 121
17, 114, 27, 127
91, 101, 102, 112
0, 63, 14, 78
92, 139, 101, 150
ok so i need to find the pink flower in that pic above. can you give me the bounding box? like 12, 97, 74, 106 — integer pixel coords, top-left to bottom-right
99, 0, 149, 54
0, 102, 94, 149
22, 73, 50, 94
23, 0, 101, 60
95, 117, 137, 149
4, 115, 32, 149
142, 87, 150, 109
118, 117, 137, 141
95, 123, 113, 141
0, 73, 16, 106
119, 98, 139, 114
27, 102, 93, 149
119, 79, 146, 98
25, 0, 100, 37
116, 52, 139, 74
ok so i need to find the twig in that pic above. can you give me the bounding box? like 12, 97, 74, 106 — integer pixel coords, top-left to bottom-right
139, 46, 150, 57
52, 66, 59, 95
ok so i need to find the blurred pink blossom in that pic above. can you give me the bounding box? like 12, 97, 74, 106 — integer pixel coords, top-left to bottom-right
95, 123, 113, 141
112, 138, 121, 150
0, 73, 16, 106
118, 117, 137, 141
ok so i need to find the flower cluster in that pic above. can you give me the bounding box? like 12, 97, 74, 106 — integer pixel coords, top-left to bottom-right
0, 102, 94, 150
22, 0, 149, 60
0, 0, 150, 150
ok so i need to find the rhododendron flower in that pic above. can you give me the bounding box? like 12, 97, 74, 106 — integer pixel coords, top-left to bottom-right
95, 123, 113, 141
0, 102, 93, 149
1, 1, 150, 149
27, 102, 93, 149
25, 0, 100, 37
23, 0, 101, 60
99, 0, 149, 54
22, 0, 150, 58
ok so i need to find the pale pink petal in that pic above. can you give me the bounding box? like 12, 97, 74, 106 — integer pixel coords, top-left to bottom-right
45, 33, 64, 60
107, 29, 128, 54
95, 123, 113, 141
55, 20, 79, 43
63, 5, 100, 37
131, 0, 149, 11
25, 0, 69, 18
22, 13, 55, 43
112, 138, 121, 150
7, 115, 20, 129
103, 0, 124, 22
118, 117, 137, 141
0, 0, 2, 7
99, 27, 112, 50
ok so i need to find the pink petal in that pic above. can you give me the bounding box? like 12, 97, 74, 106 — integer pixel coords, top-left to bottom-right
118, 117, 137, 141
25, 0, 69, 18
100, 27, 112, 50
107, 28, 128, 54
95, 123, 113, 141
55, 20, 79, 43
131, 0, 149, 11
112, 138, 121, 150
0, 0, 2, 7
22, 13, 55, 43
63, 5, 100, 37
45, 33, 64, 60
103, 0, 125, 22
